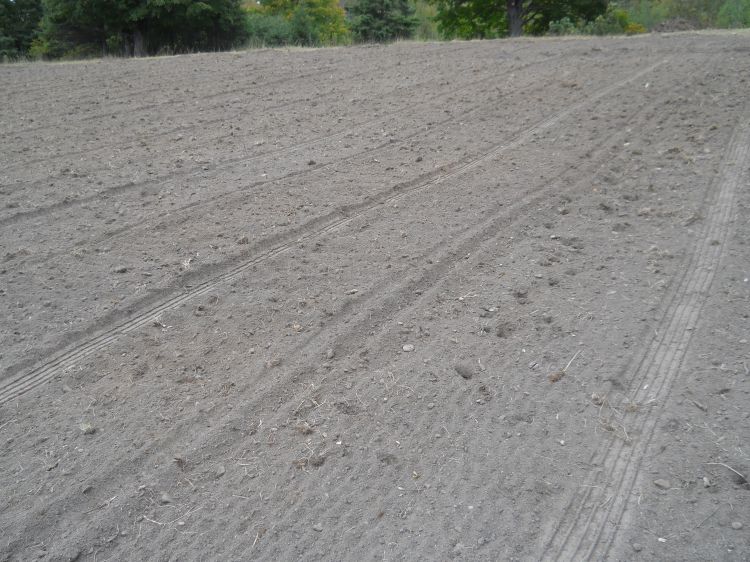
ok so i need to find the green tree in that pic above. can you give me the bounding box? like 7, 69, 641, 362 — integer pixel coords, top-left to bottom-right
0, 0, 43, 58
32, 0, 247, 58
525, 0, 608, 34
349, 0, 418, 42
431, 0, 504, 38
429, 0, 607, 39
134, 0, 248, 53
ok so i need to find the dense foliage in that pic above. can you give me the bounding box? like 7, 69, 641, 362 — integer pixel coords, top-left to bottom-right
247, 0, 349, 46
349, 0, 418, 42
0, 0, 42, 58
429, 0, 750, 38
29, 0, 247, 58
429, 0, 608, 39
717, 0, 750, 27
549, 3, 646, 35
2, 0, 750, 60
618, 0, 750, 29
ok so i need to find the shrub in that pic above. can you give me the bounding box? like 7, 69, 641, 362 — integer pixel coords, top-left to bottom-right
588, 5, 631, 34
246, 11, 294, 46
412, 0, 439, 40
717, 0, 750, 27
548, 17, 579, 35
258, 0, 350, 45
620, 0, 668, 30
624, 21, 647, 34
548, 3, 639, 36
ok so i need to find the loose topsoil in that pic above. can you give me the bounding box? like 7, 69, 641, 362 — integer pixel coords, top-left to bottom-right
1, 31, 749, 561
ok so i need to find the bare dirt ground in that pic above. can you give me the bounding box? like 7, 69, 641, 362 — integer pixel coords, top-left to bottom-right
1, 31, 749, 561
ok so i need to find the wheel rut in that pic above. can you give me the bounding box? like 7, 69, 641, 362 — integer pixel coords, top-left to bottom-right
0, 65, 561, 283
0, 58, 672, 555
0, 59, 668, 405
540, 109, 750, 560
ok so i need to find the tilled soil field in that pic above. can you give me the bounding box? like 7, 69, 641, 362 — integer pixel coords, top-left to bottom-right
1, 32, 749, 561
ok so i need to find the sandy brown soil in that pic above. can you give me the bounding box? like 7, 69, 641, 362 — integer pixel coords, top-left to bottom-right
1, 32, 749, 561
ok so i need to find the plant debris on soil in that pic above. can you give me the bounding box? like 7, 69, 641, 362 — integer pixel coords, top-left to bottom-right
1, 31, 749, 561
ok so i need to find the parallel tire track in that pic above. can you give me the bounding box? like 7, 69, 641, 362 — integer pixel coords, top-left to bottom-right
0, 61, 595, 381
244, 65, 696, 562
541, 109, 750, 560
0, 59, 667, 405
9, 51, 582, 269
0, 57, 671, 557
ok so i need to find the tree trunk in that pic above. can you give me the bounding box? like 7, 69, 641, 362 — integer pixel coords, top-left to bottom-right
506, 0, 523, 37
133, 28, 146, 57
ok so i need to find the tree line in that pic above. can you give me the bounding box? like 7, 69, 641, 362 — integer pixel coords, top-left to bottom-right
1, 0, 749, 61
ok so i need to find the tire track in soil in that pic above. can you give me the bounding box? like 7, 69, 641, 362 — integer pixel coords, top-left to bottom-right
241, 68, 699, 562
0, 58, 667, 403
8, 89, 568, 274
540, 109, 750, 561
194, 47, 727, 560
228, 112, 665, 562
0, 47, 600, 260
0, 61, 671, 559
0, 62, 599, 384
271, 49, 741, 562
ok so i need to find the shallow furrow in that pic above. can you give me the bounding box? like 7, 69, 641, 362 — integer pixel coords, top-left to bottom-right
0, 57, 667, 402
0, 49, 562, 224
0, 61, 662, 558
0, 42, 483, 144
542, 107, 749, 561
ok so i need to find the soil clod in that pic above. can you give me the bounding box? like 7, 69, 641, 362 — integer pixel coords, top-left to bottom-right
454, 363, 474, 380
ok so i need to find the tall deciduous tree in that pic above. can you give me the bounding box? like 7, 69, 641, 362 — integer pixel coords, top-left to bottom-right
430, 0, 607, 38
